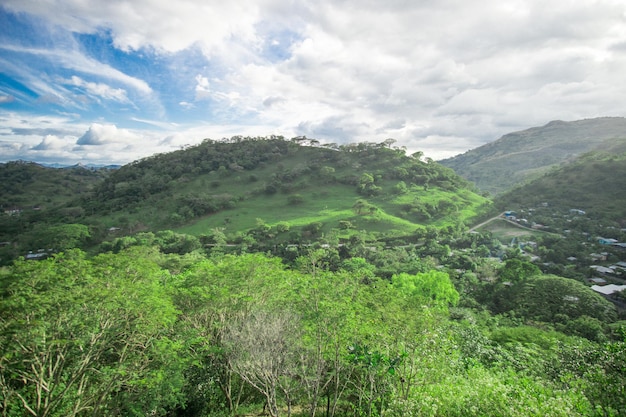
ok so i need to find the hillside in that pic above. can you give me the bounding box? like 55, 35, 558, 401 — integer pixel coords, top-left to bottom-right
493, 147, 626, 227
0, 161, 109, 209
0, 137, 489, 262
440, 117, 626, 195
86, 137, 488, 236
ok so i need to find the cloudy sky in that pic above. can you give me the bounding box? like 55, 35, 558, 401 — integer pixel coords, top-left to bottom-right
1, 0, 626, 165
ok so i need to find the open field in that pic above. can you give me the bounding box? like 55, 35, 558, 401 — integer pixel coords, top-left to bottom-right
476, 218, 547, 244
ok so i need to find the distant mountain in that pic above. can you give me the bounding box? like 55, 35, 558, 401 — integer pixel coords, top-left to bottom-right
440, 117, 626, 196
0, 161, 109, 210
39, 162, 121, 170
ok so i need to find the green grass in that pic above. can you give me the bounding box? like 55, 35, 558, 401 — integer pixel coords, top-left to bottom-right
176, 181, 489, 239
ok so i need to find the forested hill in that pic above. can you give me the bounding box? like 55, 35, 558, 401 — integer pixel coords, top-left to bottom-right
440, 117, 626, 196
0, 136, 489, 262
493, 146, 626, 226
84, 136, 487, 234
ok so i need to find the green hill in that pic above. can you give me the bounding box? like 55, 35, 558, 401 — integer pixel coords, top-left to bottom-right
493, 147, 626, 226
440, 117, 626, 196
0, 161, 109, 209
0, 137, 489, 262
87, 137, 488, 237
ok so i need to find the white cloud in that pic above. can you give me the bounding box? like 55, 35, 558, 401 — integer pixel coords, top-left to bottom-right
31, 135, 68, 150
2, 0, 262, 54
0, 94, 15, 104
0, 43, 153, 96
67, 76, 130, 103
194, 75, 212, 101
2, 0, 626, 163
76, 123, 140, 146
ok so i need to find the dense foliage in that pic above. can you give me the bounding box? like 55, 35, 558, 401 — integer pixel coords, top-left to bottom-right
494, 150, 626, 225
1, 242, 624, 416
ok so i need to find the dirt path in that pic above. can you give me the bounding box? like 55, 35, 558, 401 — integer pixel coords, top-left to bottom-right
469, 212, 506, 232
469, 212, 552, 235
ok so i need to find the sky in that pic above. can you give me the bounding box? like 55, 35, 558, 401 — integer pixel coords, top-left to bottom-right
1, 0, 626, 165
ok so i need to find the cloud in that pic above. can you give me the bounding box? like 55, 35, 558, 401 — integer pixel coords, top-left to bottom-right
0, 43, 153, 96
297, 116, 371, 143
76, 123, 138, 145
2, 0, 262, 54
194, 75, 212, 101
262, 96, 286, 108
0, 111, 85, 139
67, 76, 130, 103
12, 127, 75, 136
0, 94, 15, 104
31, 134, 67, 150
2, 0, 626, 164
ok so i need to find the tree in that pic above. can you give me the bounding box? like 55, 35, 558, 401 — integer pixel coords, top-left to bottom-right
498, 258, 540, 284
392, 270, 459, 309
224, 309, 302, 417
275, 222, 291, 234
319, 166, 335, 183
393, 181, 408, 194
173, 253, 297, 415
27, 223, 90, 251
0, 248, 184, 416
382, 138, 397, 148
514, 275, 617, 324
357, 173, 381, 196
287, 194, 304, 205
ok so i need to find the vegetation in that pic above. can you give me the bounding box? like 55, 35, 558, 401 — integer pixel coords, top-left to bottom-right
0, 137, 488, 265
494, 149, 626, 225
1, 246, 624, 416
1, 131, 626, 416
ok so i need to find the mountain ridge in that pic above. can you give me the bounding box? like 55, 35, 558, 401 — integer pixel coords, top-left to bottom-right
440, 117, 626, 195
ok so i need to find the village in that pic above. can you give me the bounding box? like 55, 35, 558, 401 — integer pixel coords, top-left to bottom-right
500, 204, 626, 308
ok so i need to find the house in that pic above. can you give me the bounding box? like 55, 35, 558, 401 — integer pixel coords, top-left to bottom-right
588, 277, 607, 285
590, 252, 608, 261
590, 265, 615, 275
569, 209, 586, 215
598, 237, 619, 245
591, 284, 626, 296
24, 250, 49, 260
520, 241, 537, 250
615, 261, 626, 270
